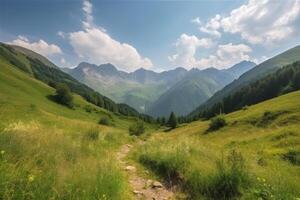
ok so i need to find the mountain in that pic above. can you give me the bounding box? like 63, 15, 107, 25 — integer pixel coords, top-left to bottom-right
193, 61, 300, 119
67, 62, 188, 112
189, 45, 300, 118
146, 61, 256, 117
0, 42, 150, 120
66, 61, 255, 116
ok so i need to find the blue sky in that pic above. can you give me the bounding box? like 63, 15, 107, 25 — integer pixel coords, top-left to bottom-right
1, 0, 300, 72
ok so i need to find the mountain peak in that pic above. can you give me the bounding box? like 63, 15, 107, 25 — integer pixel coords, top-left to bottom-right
99, 63, 118, 71
77, 62, 97, 69
225, 60, 256, 78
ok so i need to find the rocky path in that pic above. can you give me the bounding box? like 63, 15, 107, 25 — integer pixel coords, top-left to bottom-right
116, 144, 174, 200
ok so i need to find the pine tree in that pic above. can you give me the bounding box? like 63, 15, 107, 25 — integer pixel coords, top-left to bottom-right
167, 112, 177, 129
161, 117, 166, 125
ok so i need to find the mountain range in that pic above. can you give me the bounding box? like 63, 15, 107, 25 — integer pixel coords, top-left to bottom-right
65, 60, 256, 117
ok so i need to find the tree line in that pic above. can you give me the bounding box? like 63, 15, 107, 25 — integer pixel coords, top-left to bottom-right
184, 61, 300, 121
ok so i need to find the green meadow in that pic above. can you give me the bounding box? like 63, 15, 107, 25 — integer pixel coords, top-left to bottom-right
0, 61, 145, 199
133, 91, 300, 199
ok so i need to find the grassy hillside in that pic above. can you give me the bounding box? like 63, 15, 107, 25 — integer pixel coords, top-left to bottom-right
133, 91, 300, 199
195, 61, 300, 119
0, 43, 151, 121
0, 58, 157, 199
190, 45, 300, 118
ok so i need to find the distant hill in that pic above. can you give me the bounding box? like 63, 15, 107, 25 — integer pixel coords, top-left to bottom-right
66, 62, 188, 112
146, 61, 256, 117
66, 61, 255, 116
193, 61, 300, 120
0, 42, 151, 120
189, 45, 300, 118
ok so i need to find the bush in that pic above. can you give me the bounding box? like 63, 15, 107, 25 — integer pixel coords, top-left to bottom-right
195, 150, 251, 199
129, 121, 145, 136
282, 150, 300, 165
54, 83, 74, 108
98, 117, 111, 126
207, 115, 227, 132
256, 110, 288, 127
85, 128, 100, 141
84, 105, 93, 113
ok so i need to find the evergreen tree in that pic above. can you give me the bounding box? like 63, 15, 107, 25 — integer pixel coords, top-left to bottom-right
167, 112, 177, 129
161, 117, 166, 125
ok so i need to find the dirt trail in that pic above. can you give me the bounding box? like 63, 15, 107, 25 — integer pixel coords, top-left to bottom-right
116, 144, 174, 200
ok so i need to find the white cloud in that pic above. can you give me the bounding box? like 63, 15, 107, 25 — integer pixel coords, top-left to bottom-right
191, 17, 201, 25
66, 0, 153, 72
57, 31, 66, 38
82, 0, 94, 29
199, 14, 222, 38
168, 34, 213, 69
199, 0, 300, 45
10, 35, 62, 57
69, 28, 153, 71
198, 43, 252, 69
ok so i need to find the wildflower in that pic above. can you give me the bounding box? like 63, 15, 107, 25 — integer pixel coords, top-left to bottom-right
257, 177, 261, 181
262, 178, 266, 182
0, 150, 5, 155
28, 174, 35, 183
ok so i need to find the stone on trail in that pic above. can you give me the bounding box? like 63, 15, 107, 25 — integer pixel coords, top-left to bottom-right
152, 181, 163, 188
125, 166, 136, 171
146, 179, 153, 188
133, 190, 143, 195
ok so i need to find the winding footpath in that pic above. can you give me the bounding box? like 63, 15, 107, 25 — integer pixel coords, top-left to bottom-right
116, 144, 174, 200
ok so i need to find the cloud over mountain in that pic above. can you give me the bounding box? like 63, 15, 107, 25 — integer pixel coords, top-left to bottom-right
67, 0, 153, 72
10, 35, 62, 57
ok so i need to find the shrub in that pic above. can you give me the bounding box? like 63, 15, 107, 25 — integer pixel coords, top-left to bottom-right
48, 80, 57, 88
129, 121, 145, 136
85, 128, 100, 141
54, 83, 74, 108
84, 105, 93, 113
282, 150, 300, 165
98, 117, 111, 126
256, 110, 288, 127
207, 115, 227, 132
197, 150, 251, 199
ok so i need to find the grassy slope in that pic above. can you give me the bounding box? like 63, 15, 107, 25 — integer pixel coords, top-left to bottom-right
190, 45, 300, 117
134, 91, 300, 199
0, 60, 149, 199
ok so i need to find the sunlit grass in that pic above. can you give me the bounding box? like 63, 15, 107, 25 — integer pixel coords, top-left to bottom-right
0, 62, 138, 199
134, 91, 300, 199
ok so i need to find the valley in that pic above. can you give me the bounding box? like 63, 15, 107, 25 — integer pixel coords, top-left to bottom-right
1, 0, 300, 199
0, 42, 300, 200
66, 61, 255, 117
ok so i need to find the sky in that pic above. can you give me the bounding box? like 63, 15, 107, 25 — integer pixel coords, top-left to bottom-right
1, 0, 300, 72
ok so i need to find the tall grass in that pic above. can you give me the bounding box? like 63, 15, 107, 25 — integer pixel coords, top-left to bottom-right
138, 142, 251, 199
0, 121, 130, 199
